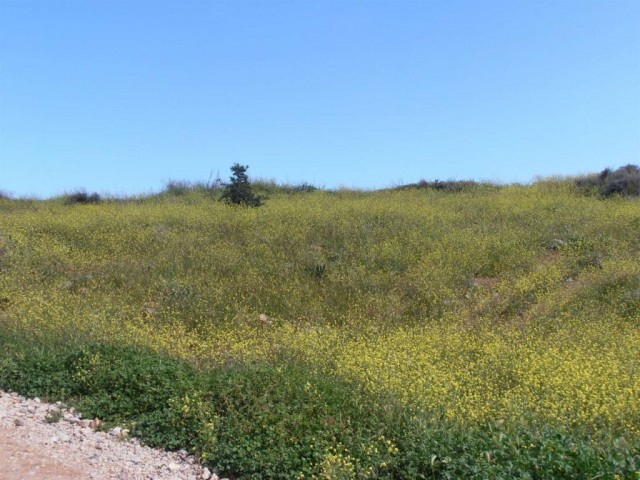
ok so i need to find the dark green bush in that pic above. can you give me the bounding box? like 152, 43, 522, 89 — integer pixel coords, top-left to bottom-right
287, 182, 318, 194
575, 165, 640, 197
0, 347, 73, 399
64, 191, 102, 204
0, 343, 195, 417
602, 164, 640, 196
63, 343, 196, 421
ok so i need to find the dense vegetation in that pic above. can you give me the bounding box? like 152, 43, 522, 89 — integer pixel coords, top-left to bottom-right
0, 175, 638, 478
575, 164, 640, 198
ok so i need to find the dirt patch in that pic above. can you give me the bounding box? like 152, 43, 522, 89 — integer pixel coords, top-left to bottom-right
0, 426, 87, 479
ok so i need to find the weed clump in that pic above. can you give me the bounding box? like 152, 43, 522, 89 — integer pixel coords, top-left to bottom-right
163, 181, 193, 197
575, 164, 640, 197
286, 182, 318, 194
396, 179, 498, 193
64, 191, 102, 205
162, 179, 222, 198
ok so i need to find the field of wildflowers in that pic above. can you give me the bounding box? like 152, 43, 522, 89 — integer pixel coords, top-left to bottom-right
0, 179, 638, 478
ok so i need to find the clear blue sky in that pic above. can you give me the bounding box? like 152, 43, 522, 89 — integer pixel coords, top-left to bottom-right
1, 1, 639, 197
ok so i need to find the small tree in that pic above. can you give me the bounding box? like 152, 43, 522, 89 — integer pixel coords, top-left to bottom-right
220, 164, 263, 207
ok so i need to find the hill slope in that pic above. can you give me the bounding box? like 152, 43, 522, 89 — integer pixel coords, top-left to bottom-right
1, 181, 638, 478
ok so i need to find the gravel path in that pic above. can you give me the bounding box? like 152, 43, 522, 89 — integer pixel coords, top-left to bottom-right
0, 390, 221, 480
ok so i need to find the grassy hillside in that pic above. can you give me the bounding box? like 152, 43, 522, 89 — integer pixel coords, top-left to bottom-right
0, 180, 638, 478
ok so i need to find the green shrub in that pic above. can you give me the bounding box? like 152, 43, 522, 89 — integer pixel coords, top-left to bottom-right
163, 180, 193, 196
575, 164, 640, 197
220, 164, 263, 207
287, 182, 318, 194
249, 180, 318, 196
64, 343, 196, 421
395, 179, 498, 193
602, 164, 640, 196
0, 342, 196, 421
0, 347, 73, 399
64, 190, 102, 204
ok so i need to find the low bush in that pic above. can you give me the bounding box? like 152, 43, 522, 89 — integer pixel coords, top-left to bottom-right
249, 181, 319, 196
395, 179, 498, 193
0, 347, 72, 400
64, 190, 102, 204
0, 343, 195, 417
163, 180, 221, 198
163, 180, 194, 197
575, 164, 640, 197
286, 182, 318, 194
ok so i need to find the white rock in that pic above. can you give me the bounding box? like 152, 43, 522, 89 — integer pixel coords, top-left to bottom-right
201, 468, 212, 480
167, 462, 181, 472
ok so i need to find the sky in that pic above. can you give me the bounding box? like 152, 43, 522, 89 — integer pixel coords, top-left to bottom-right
1, 1, 639, 198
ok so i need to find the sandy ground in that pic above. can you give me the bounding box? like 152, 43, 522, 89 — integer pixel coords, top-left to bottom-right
0, 425, 89, 479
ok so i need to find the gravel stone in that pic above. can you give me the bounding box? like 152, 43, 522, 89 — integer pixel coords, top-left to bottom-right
0, 389, 215, 479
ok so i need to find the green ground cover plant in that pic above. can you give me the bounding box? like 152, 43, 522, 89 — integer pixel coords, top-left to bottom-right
0, 175, 638, 478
